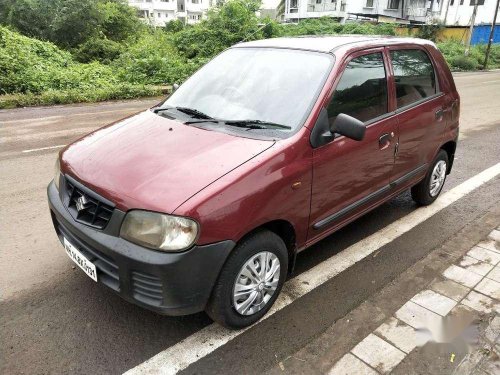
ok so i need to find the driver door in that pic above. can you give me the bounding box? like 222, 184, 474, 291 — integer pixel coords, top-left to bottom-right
308, 49, 398, 243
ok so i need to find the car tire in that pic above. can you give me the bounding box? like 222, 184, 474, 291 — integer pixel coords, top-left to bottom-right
411, 149, 449, 206
206, 229, 288, 329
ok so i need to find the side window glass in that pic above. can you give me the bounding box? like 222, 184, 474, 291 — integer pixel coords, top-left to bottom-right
390, 49, 437, 108
327, 53, 387, 124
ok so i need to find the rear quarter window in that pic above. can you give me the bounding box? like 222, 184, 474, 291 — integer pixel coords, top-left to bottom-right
390, 49, 437, 109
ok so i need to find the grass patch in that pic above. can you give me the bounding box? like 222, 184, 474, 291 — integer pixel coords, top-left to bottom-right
0, 85, 161, 109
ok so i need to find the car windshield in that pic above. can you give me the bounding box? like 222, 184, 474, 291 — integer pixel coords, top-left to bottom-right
161, 47, 334, 134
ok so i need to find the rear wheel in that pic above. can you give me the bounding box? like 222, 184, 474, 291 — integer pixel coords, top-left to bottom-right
206, 230, 288, 329
411, 149, 449, 206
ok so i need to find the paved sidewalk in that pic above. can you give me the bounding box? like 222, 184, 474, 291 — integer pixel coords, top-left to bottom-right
331, 228, 500, 375
266, 210, 500, 375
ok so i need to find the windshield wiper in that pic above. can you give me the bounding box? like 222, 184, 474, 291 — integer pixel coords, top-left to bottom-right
176, 107, 214, 119
224, 120, 291, 130
153, 106, 214, 120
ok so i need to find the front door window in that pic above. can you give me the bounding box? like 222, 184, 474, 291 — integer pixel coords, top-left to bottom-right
327, 53, 388, 125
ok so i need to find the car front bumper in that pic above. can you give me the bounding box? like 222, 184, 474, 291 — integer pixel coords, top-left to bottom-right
47, 180, 235, 316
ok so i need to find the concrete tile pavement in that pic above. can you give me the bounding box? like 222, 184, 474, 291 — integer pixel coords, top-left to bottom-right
265, 215, 500, 375
331, 228, 500, 375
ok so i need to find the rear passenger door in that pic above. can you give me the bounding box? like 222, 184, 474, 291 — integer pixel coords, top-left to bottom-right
388, 47, 446, 183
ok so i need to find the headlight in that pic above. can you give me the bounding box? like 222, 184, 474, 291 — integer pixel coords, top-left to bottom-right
120, 210, 199, 252
54, 158, 61, 190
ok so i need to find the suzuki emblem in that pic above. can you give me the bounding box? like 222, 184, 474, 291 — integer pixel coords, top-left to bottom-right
75, 196, 88, 212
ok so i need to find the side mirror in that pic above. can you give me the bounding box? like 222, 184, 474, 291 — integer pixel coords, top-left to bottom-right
330, 113, 365, 141
172, 83, 179, 92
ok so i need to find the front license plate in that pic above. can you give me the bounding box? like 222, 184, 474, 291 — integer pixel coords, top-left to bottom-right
64, 237, 97, 282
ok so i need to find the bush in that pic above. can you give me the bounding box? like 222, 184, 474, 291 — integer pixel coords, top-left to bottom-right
112, 30, 194, 85
416, 23, 444, 42
0, 26, 72, 94
164, 19, 185, 33
0, 24, 163, 106
449, 55, 479, 71
0, 85, 162, 109
438, 40, 500, 70
74, 36, 124, 63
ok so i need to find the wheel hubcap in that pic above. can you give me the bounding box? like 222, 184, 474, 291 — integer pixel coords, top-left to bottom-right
232, 251, 280, 316
429, 160, 447, 197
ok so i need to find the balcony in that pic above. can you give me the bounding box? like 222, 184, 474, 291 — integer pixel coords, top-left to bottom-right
307, 0, 338, 12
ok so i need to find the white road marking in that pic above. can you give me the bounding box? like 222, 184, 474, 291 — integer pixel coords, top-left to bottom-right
21, 145, 65, 153
125, 162, 500, 375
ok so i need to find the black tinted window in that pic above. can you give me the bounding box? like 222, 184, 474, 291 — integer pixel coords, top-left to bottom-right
390, 49, 437, 108
328, 53, 387, 124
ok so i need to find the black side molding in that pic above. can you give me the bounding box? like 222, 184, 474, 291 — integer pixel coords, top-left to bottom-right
389, 163, 428, 189
313, 164, 428, 231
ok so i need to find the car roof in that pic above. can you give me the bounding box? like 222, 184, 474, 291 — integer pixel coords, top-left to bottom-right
234, 35, 434, 53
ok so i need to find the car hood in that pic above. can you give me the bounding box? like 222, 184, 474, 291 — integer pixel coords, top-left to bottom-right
61, 110, 275, 213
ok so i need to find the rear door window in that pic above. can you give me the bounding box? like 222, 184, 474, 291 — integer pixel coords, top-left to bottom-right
327, 52, 388, 124
390, 49, 437, 108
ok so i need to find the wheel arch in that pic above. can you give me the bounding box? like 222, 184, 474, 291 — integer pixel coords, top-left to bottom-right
238, 219, 297, 275
440, 140, 457, 174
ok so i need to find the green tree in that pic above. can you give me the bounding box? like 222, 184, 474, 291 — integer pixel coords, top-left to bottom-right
51, 0, 102, 48
0, 0, 143, 49
96, 1, 144, 42
174, 0, 264, 59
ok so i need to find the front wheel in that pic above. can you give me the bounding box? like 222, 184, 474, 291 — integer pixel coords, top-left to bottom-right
411, 149, 449, 206
206, 230, 288, 329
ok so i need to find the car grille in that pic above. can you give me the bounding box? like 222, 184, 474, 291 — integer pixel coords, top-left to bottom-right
65, 177, 114, 229
131, 271, 164, 306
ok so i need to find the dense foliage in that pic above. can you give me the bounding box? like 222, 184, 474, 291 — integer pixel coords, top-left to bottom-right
0, 0, 499, 108
0, 0, 143, 49
0, 26, 160, 107
437, 40, 500, 71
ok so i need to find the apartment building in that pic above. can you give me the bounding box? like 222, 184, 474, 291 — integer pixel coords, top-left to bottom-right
284, 0, 499, 26
441, 0, 500, 26
128, 0, 212, 26
284, 0, 347, 22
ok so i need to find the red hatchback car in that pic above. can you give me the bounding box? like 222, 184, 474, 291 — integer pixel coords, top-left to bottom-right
48, 36, 459, 329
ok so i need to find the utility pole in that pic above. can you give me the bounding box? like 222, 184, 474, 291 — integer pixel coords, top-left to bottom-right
465, 2, 479, 56
483, 0, 500, 69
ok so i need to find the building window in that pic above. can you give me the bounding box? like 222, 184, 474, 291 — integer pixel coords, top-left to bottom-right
290, 0, 298, 7
460, 0, 464, 4
450, 0, 454, 4
340, 1, 346, 10
387, 0, 400, 9
365, 0, 374, 6
192, 0, 199, 3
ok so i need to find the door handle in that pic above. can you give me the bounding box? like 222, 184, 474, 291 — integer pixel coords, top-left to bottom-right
435, 108, 444, 121
379, 133, 392, 150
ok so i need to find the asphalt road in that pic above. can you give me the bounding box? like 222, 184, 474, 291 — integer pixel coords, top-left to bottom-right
1, 71, 500, 375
